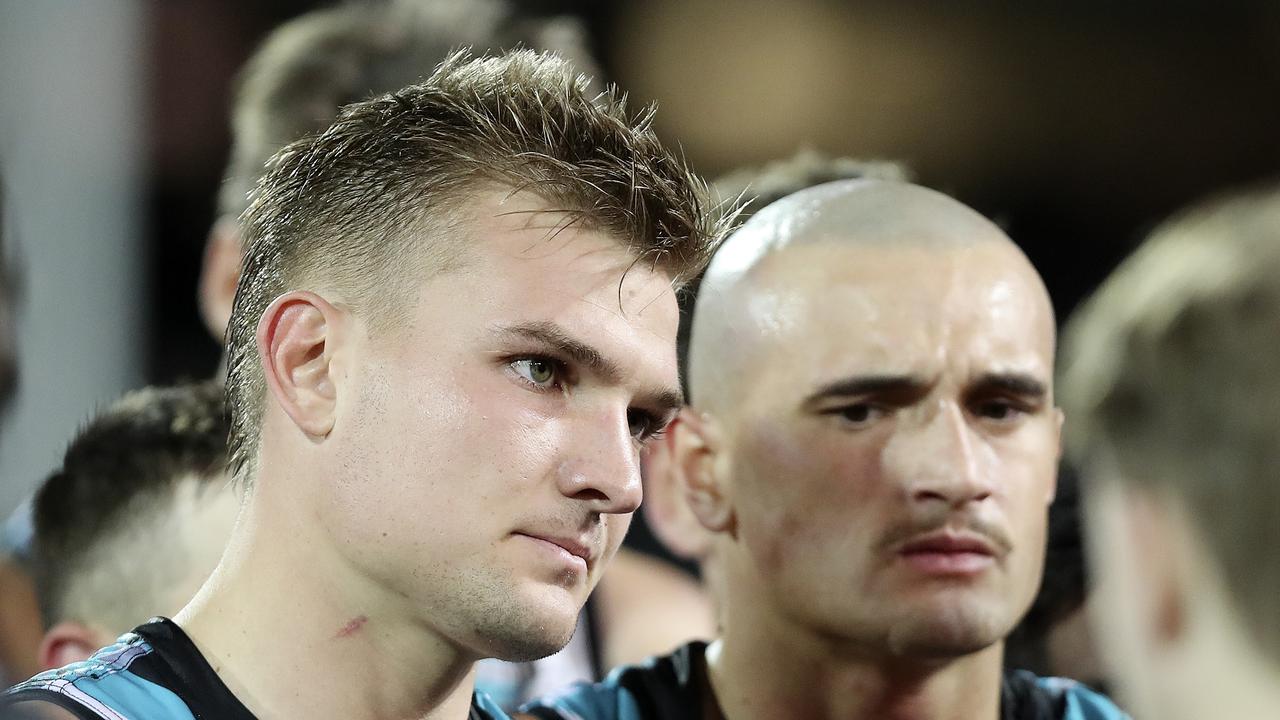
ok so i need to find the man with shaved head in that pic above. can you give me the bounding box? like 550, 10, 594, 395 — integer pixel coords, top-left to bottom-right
523, 180, 1125, 720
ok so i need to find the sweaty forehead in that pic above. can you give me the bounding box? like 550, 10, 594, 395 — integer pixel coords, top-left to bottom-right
689, 181, 1056, 411
750, 241, 1054, 364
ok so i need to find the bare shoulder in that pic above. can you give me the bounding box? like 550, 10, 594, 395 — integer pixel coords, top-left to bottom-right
595, 548, 715, 668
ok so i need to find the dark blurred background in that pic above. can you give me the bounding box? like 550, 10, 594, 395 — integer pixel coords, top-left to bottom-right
148, 0, 1280, 382
3, 0, 1280, 517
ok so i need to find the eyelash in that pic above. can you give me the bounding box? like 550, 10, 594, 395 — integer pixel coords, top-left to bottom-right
822, 402, 888, 428
507, 355, 570, 393
506, 354, 669, 442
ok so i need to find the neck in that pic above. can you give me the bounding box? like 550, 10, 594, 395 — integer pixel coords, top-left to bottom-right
707, 594, 1003, 720
176, 469, 477, 720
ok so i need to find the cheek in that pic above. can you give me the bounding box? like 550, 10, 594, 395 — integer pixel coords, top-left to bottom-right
733, 420, 884, 574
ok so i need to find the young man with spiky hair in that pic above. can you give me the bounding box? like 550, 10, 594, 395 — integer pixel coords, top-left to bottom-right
25, 381, 237, 670
1, 50, 726, 720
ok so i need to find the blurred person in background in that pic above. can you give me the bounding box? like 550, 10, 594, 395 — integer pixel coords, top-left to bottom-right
198, 1, 711, 708
0, 173, 44, 687
2, 50, 726, 719
526, 179, 1126, 720
1061, 185, 1280, 719
25, 381, 237, 672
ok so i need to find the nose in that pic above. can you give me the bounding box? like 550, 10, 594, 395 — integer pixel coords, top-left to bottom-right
889, 401, 993, 508
554, 408, 644, 515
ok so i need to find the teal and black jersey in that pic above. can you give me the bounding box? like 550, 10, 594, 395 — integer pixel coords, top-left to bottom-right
1, 618, 510, 720
520, 641, 1130, 720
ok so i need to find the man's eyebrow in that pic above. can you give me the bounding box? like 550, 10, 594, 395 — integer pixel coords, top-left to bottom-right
496, 321, 685, 412
971, 372, 1048, 398
500, 321, 621, 378
802, 374, 929, 408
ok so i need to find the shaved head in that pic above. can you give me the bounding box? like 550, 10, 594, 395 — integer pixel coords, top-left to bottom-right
688, 179, 1050, 415
676, 178, 1062, 662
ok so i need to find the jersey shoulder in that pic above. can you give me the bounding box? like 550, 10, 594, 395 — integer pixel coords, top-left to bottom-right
1034, 676, 1131, 720
2, 632, 195, 720
520, 642, 708, 720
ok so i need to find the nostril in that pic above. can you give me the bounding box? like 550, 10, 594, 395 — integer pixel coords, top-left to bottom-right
912, 488, 949, 503
572, 488, 609, 503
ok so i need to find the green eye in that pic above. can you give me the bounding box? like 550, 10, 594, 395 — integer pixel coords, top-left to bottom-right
511, 357, 562, 389
527, 359, 555, 384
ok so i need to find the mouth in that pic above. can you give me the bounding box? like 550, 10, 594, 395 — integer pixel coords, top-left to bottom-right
896, 531, 1000, 576
514, 532, 595, 574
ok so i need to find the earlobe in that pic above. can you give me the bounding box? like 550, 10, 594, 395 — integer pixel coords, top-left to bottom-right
673, 410, 735, 536
256, 291, 345, 439
39, 622, 108, 670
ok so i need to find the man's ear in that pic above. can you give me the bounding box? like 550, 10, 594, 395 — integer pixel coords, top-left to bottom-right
1124, 488, 1186, 646
640, 416, 714, 561
198, 217, 244, 343
671, 409, 734, 535
256, 291, 346, 439
38, 622, 109, 670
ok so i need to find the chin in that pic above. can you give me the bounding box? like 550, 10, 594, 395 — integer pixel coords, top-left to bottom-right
472, 584, 582, 662
882, 601, 1011, 659
473, 611, 578, 663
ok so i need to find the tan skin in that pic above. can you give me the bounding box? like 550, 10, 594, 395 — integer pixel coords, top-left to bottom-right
672, 181, 1062, 720
173, 188, 683, 720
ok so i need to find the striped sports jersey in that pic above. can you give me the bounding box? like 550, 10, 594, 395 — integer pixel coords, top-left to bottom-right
1, 618, 509, 720
520, 641, 1130, 720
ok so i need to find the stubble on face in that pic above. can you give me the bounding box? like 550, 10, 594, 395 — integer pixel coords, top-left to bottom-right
321, 188, 679, 662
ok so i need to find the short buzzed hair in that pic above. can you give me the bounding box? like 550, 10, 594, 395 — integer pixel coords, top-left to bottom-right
674, 151, 909, 391
32, 381, 230, 631
1061, 185, 1280, 662
226, 50, 728, 482
219, 0, 601, 219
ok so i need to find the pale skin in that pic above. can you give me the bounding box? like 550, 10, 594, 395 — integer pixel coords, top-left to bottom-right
170, 188, 684, 720
201, 198, 715, 672
667, 180, 1063, 720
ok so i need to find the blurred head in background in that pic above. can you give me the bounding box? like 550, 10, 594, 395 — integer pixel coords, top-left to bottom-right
1062, 185, 1280, 719
31, 380, 236, 669
200, 0, 599, 341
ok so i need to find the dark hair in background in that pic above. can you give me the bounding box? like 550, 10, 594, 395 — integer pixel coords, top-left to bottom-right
32, 380, 230, 630
226, 49, 731, 483
1003, 466, 1090, 679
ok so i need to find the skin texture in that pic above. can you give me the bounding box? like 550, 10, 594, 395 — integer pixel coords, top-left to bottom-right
203, 195, 715, 686
177, 188, 682, 720
675, 180, 1062, 720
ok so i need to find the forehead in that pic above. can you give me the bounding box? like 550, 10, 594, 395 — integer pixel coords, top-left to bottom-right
424, 188, 682, 379
741, 241, 1055, 390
